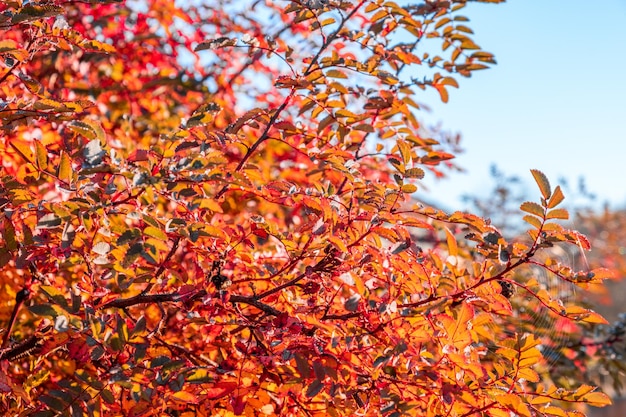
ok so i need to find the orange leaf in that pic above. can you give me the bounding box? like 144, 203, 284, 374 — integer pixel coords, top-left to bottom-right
444, 226, 458, 257
546, 208, 568, 220
580, 311, 609, 324
9, 140, 35, 163
589, 268, 615, 280
520, 202, 544, 218
439, 303, 474, 349
522, 215, 542, 229
583, 391, 612, 407
547, 185, 565, 208
530, 169, 551, 200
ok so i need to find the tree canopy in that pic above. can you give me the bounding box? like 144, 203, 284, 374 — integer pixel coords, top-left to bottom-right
0, 1, 614, 416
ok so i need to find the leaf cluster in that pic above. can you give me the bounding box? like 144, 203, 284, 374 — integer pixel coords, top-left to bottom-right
0, 1, 613, 416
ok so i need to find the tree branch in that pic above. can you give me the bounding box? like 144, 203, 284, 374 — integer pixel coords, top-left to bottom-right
230, 295, 281, 316
97, 290, 281, 316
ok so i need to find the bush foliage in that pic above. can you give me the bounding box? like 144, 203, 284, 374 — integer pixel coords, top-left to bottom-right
0, 1, 613, 416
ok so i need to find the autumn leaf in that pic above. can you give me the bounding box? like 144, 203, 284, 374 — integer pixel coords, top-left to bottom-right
0, 1, 614, 416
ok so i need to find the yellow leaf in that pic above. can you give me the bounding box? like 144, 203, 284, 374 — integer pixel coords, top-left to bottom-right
33, 98, 69, 111
202, 225, 227, 239
335, 109, 359, 119
143, 226, 167, 241
517, 367, 540, 383
542, 223, 563, 232
327, 236, 348, 253
528, 395, 551, 405
372, 226, 399, 242
397, 139, 411, 165
81, 39, 116, 53
326, 100, 344, 108
58, 152, 72, 183
0, 39, 18, 51
540, 405, 568, 417
199, 198, 223, 213
404, 167, 424, 179
17, 72, 45, 96
67, 119, 105, 141
35, 140, 48, 170
325, 69, 347, 79
186, 368, 212, 383
40, 285, 65, 299
24, 369, 50, 391
172, 390, 199, 404
564, 305, 588, 315
401, 184, 417, 194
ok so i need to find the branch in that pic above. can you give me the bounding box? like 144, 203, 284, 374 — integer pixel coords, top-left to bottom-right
0, 335, 42, 361
97, 290, 281, 316
214, 92, 295, 199
226, 23, 293, 87
230, 295, 281, 316
97, 292, 181, 310
321, 312, 360, 321
303, 0, 367, 76
2, 287, 30, 348
214, 1, 367, 200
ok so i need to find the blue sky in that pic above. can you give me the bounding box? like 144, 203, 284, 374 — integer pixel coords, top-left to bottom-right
418, 0, 626, 211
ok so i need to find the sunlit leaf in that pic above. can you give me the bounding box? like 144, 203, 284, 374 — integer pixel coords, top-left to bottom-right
546, 208, 568, 220
12, 5, 63, 23
205, 381, 238, 400
582, 391, 612, 407
530, 169, 551, 200
80, 39, 116, 53
57, 152, 72, 183
520, 201, 544, 218
522, 215, 542, 229
34, 140, 48, 170
547, 185, 565, 208
0, 2, 613, 415
171, 390, 198, 404
195, 37, 238, 51
186, 368, 213, 384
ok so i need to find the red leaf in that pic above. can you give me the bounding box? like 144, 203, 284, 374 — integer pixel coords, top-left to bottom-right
206, 381, 238, 400
128, 149, 149, 162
